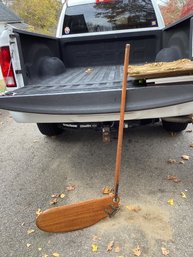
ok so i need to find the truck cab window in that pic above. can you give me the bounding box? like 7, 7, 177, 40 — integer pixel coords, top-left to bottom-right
63, 0, 158, 35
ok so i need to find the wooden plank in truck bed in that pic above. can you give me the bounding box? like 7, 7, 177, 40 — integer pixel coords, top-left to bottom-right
129, 59, 193, 79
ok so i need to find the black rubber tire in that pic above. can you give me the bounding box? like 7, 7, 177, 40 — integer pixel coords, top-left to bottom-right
162, 120, 188, 132
37, 123, 63, 136
157, 48, 188, 133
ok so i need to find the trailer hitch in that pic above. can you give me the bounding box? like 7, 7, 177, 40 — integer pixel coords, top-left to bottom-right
102, 127, 111, 144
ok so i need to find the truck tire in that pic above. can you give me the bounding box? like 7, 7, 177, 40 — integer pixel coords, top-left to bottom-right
162, 120, 188, 132
37, 123, 63, 136
157, 48, 188, 133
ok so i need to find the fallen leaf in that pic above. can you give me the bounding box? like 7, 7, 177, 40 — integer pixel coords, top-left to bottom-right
66, 184, 76, 191
167, 159, 176, 164
92, 244, 98, 252
52, 253, 60, 257
51, 194, 60, 198
27, 243, 31, 248
132, 245, 141, 256
102, 186, 112, 194
126, 205, 141, 212
115, 245, 121, 253
27, 229, 35, 235
36, 208, 42, 217
186, 129, 192, 133
190, 143, 193, 147
161, 247, 169, 256
107, 240, 114, 252
166, 175, 181, 183
21, 222, 25, 226
181, 155, 189, 160
167, 199, 174, 206
60, 193, 65, 199
85, 68, 93, 74
179, 160, 185, 164
180, 192, 187, 198
92, 235, 98, 241
50, 198, 58, 205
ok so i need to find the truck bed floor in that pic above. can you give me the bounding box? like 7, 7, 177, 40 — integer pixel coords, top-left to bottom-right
25, 65, 125, 95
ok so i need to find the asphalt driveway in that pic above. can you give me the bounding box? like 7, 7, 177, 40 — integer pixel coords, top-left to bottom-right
0, 110, 193, 257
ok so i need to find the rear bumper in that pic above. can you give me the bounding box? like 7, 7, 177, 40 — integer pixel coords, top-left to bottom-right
10, 101, 193, 123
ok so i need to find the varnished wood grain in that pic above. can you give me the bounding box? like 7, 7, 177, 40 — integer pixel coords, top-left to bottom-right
36, 195, 119, 233
114, 44, 130, 199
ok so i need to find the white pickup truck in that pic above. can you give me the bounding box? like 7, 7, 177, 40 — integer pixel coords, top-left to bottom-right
0, 0, 193, 136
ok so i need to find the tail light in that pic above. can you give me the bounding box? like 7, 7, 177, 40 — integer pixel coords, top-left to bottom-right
0, 46, 16, 87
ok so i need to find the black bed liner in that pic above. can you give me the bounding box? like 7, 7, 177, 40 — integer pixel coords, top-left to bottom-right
22, 65, 125, 94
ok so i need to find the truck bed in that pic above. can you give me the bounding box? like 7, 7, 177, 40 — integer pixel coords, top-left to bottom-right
25, 65, 125, 94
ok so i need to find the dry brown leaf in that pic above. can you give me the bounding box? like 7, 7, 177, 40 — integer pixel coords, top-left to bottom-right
27, 229, 35, 235
132, 245, 141, 256
52, 253, 60, 257
190, 143, 193, 147
167, 199, 174, 206
161, 247, 169, 256
66, 184, 76, 191
102, 186, 112, 194
92, 244, 98, 252
60, 193, 65, 199
181, 155, 190, 160
180, 192, 187, 198
170, 132, 176, 137
126, 205, 141, 212
107, 240, 114, 252
92, 235, 98, 241
51, 194, 60, 198
166, 175, 181, 183
36, 208, 42, 217
115, 245, 121, 253
85, 68, 93, 74
167, 159, 177, 164
50, 198, 58, 205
